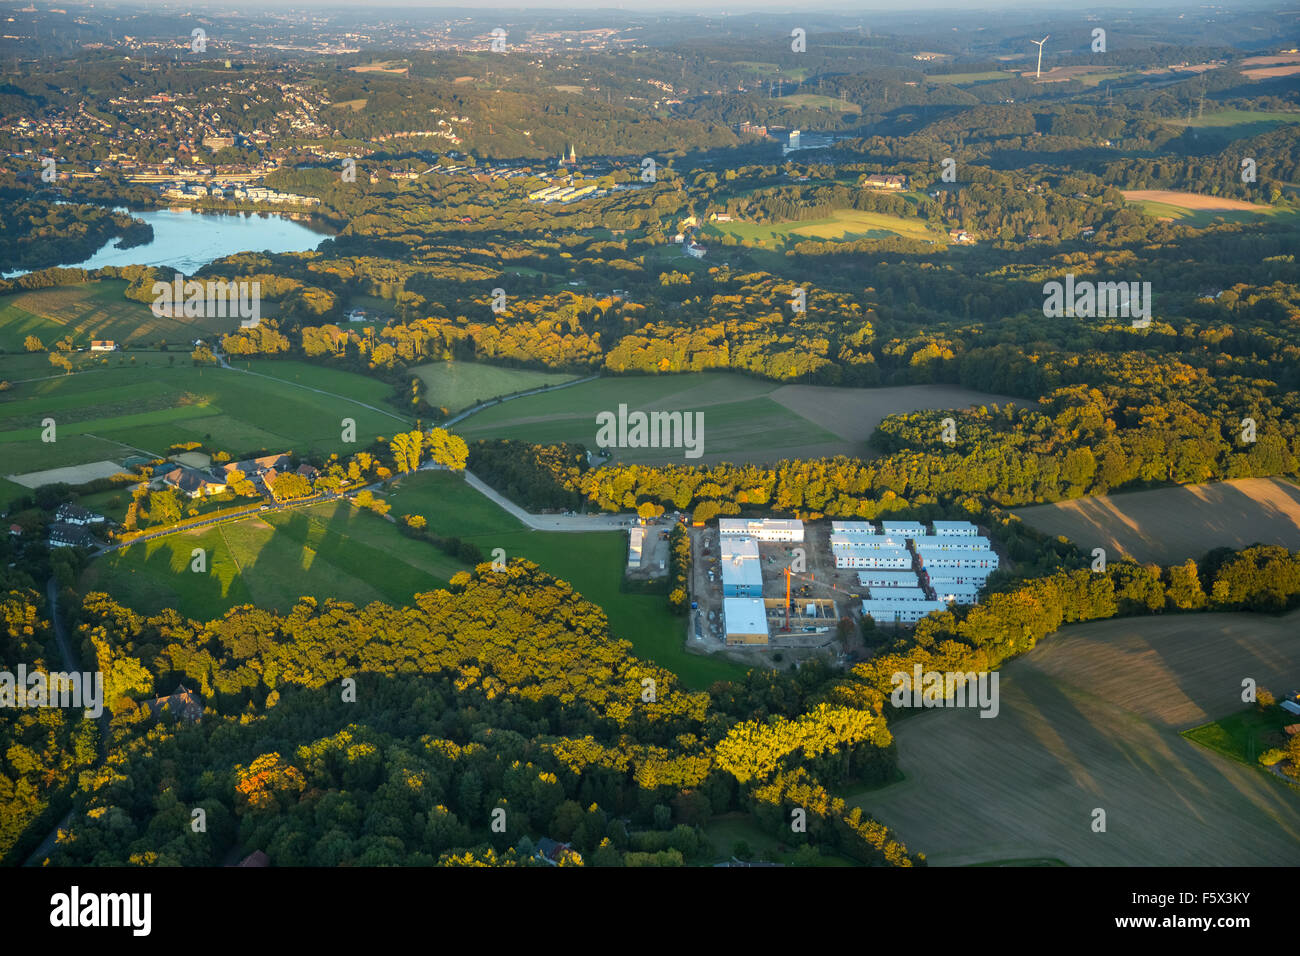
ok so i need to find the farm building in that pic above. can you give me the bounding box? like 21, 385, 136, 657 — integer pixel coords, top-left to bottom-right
47, 522, 94, 549
861, 598, 949, 625
718, 518, 804, 542
54, 503, 104, 525
159, 466, 227, 499
834, 545, 913, 570
724, 597, 769, 645
627, 527, 644, 569
880, 521, 927, 538
910, 535, 991, 552
89, 340, 118, 351
831, 520, 877, 537
856, 570, 922, 589
830, 534, 906, 552
931, 520, 979, 536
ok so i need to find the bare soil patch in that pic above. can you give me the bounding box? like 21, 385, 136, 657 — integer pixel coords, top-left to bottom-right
854, 610, 1300, 865
1012, 477, 1300, 565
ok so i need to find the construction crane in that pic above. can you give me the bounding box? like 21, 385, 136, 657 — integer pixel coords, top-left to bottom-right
778, 566, 861, 633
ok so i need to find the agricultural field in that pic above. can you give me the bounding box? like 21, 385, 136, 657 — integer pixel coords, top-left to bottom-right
1121, 189, 1293, 226
456, 373, 1030, 465
926, 71, 1012, 85
410, 360, 579, 414
0, 280, 234, 352
701, 208, 943, 249
1012, 477, 1300, 565
383, 469, 746, 688
852, 610, 1300, 866
0, 354, 410, 478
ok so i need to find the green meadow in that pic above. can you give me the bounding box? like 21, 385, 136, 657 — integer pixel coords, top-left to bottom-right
701, 208, 942, 249
0, 354, 411, 476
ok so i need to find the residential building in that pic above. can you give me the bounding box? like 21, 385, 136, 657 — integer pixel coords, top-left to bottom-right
54, 503, 104, 525
931, 520, 979, 536
160, 465, 227, 498
865, 586, 930, 602
909, 535, 991, 552
856, 570, 922, 589
915, 549, 999, 571
831, 520, 877, 537
831, 534, 905, 552
834, 545, 912, 570
861, 598, 949, 625
48, 522, 94, 548
880, 521, 927, 538
145, 684, 203, 723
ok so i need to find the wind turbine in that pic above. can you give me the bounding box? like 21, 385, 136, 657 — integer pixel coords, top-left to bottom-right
1032, 35, 1050, 79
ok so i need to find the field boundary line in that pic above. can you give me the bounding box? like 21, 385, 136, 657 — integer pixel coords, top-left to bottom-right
443, 372, 602, 427
217, 354, 414, 426
217, 522, 244, 577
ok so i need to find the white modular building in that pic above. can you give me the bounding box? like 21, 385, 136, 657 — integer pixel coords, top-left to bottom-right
880, 521, 927, 539
628, 527, 644, 569
831, 521, 877, 537
835, 546, 913, 570
830, 534, 906, 552
915, 549, 999, 571
861, 599, 950, 625
910, 535, 991, 552
939, 586, 982, 606
720, 535, 760, 562
925, 572, 987, 586
718, 517, 805, 542
724, 597, 770, 645
931, 520, 980, 536
721, 554, 763, 597
856, 570, 922, 589
866, 586, 929, 602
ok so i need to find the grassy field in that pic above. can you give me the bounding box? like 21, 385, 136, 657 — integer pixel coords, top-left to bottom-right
1121, 189, 1295, 227
0, 355, 411, 477
456, 374, 1029, 465
1012, 477, 1300, 565
0, 280, 236, 352
81, 498, 466, 620
775, 93, 860, 113
1183, 707, 1297, 767
383, 470, 746, 688
1172, 109, 1300, 129
83, 468, 747, 689
701, 208, 942, 249
410, 361, 579, 414
454, 372, 838, 465
851, 609, 1300, 865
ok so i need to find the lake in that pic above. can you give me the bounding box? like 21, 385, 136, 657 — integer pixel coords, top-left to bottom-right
5, 207, 334, 277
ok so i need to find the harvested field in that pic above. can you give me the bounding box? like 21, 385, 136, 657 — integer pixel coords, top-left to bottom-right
8, 460, 128, 488
853, 610, 1300, 866
770, 383, 1031, 451
1121, 190, 1264, 211
1012, 477, 1300, 565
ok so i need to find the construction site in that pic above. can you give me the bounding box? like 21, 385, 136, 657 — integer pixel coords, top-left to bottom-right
685, 516, 1001, 667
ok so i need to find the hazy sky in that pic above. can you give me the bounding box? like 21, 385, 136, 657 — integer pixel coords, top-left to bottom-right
139, 0, 1209, 10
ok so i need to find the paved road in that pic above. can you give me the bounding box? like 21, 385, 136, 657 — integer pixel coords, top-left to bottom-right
457, 468, 633, 531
